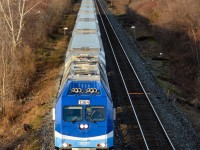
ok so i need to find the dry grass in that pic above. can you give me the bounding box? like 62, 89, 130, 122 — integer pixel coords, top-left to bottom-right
0, 1, 81, 149
127, 0, 200, 104
0, 55, 60, 149
0, 67, 58, 149
129, 0, 159, 19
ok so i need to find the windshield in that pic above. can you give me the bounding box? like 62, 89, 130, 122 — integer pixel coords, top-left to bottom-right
63, 106, 82, 122
85, 106, 105, 122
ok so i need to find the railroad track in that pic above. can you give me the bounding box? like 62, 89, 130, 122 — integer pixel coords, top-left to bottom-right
95, 0, 175, 149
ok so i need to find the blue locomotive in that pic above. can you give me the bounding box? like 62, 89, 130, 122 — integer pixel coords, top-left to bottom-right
54, 79, 114, 149
53, 0, 115, 149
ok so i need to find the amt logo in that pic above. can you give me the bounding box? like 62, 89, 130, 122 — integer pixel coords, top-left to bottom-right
79, 141, 90, 146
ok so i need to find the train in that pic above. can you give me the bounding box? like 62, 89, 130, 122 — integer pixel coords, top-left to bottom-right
53, 0, 115, 149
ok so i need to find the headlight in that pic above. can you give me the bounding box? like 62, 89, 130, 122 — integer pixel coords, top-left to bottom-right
101, 143, 106, 147
84, 124, 89, 129
79, 124, 89, 129
97, 143, 106, 148
62, 143, 72, 147
62, 143, 68, 147
80, 124, 84, 129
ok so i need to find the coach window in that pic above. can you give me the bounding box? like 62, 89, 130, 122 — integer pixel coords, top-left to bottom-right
63, 106, 82, 122
85, 106, 105, 122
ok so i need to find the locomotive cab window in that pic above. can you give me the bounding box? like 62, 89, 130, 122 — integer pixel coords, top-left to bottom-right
86, 106, 105, 122
63, 106, 82, 122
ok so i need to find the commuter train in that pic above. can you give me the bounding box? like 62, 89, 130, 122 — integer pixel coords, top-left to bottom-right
53, 0, 115, 149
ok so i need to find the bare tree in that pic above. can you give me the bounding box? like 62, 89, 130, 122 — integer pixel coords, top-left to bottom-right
0, 0, 70, 116
0, 0, 41, 115
0, 43, 7, 115
0, 0, 42, 56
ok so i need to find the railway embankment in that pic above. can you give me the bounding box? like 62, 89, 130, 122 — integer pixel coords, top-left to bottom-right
104, 0, 200, 135
102, 0, 200, 149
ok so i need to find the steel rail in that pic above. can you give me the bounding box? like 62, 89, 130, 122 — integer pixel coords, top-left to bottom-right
95, 1, 149, 149
96, 0, 175, 149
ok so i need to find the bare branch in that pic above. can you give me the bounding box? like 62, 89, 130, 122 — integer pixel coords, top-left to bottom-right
24, 0, 42, 15
0, 1, 12, 30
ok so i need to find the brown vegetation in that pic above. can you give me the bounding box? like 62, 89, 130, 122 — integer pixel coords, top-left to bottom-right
107, 0, 200, 107
0, 0, 78, 149
0, 0, 69, 114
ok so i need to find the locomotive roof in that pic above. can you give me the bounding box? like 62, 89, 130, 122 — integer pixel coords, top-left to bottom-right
81, 3, 94, 7
75, 21, 98, 30
82, 0, 94, 2
79, 7, 95, 13
68, 61, 101, 81
81, 0, 94, 4
70, 34, 101, 49
78, 13, 96, 19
